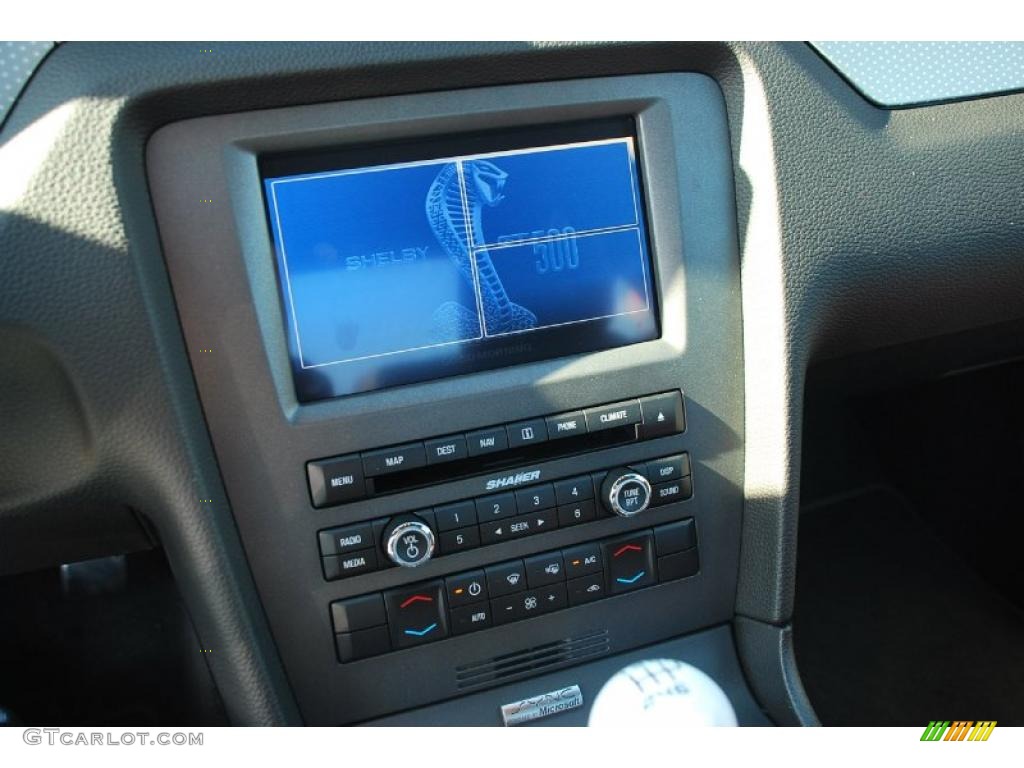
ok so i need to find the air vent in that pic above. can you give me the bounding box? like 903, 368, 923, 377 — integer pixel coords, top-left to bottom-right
455, 630, 610, 690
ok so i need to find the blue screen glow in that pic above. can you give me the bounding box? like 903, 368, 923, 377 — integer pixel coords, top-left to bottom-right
264, 135, 658, 400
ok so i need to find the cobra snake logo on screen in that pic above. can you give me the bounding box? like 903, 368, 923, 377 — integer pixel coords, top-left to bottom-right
426, 160, 538, 340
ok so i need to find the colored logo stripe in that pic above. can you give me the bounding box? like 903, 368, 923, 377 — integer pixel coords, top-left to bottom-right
920, 720, 996, 741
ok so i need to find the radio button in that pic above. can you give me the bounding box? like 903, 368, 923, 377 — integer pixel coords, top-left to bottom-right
514, 483, 555, 513
318, 522, 374, 557
438, 526, 480, 555
506, 418, 548, 449
307, 455, 366, 507
638, 391, 686, 439
466, 426, 509, 457
584, 399, 641, 433
554, 475, 594, 505
435, 500, 478, 531
424, 434, 468, 465
545, 411, 586, 440
362, 442, 427, 476
475, 492, 517, 522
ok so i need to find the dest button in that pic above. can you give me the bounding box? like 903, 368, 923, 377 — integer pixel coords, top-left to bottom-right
383, 581, 448, 650
424, 434, 468, 465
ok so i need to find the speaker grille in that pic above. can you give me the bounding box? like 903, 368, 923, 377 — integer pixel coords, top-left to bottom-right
455, 630, 610, 690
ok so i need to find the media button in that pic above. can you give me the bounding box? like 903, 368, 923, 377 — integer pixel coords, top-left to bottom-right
506, 418, 548, 449
584, 399, 642, 433
307, 455, 365, 507
362, 442, 427, 476
424, 434, 468, 465
545, 411, 586, 440
466, 426, 509, 457
322, 548, 378, 581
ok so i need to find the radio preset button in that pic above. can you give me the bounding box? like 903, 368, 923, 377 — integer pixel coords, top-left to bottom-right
514, 483, 555, 513
438, 525, 480, 555
434, 500, 478, 531
557, 499, 596, 527
475, 492, 517, 522
554, 475, 594, 505
362, 442, 427, 477
545, 411, 587, 440
584, 399, 642, 433
506, 418, 548, 449
466, 426, 509, 457
307, 455, 366, 507
424, 434, 468, 465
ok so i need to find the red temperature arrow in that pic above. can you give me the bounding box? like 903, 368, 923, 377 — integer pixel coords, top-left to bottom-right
612, 543, 643, 558
399, 594, 434, 609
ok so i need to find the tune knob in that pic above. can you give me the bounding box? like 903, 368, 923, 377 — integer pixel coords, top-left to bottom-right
383, 515, 436, 568
601, 467, 652, 518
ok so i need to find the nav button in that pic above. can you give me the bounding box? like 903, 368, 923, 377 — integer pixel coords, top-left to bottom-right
466, 426, 509, 457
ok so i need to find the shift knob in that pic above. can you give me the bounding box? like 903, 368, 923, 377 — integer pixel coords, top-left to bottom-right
588, 659, 738, 727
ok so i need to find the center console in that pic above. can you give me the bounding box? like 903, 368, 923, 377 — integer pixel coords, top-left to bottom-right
147, 73, 744, 724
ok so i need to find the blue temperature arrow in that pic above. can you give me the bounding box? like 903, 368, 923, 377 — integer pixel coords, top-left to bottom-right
403, 623, 438, 637
616, 571, 646, 585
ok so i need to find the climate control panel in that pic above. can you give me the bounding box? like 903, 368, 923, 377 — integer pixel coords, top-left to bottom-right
331, 519, 700, 662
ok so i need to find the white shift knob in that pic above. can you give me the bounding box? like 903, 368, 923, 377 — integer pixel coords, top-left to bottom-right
588, 659, 738, 727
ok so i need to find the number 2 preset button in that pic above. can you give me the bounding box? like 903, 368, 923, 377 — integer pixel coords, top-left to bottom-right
362, 442, 427, 476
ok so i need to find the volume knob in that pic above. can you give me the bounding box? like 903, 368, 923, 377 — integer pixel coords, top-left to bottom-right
383, 516, 436, 568
601, 468, 652, 518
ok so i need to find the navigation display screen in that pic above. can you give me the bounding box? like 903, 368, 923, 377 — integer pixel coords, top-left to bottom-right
262, 120, 659, 401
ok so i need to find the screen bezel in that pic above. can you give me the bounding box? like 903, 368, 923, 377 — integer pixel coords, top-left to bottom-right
258, 118, 661, 402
